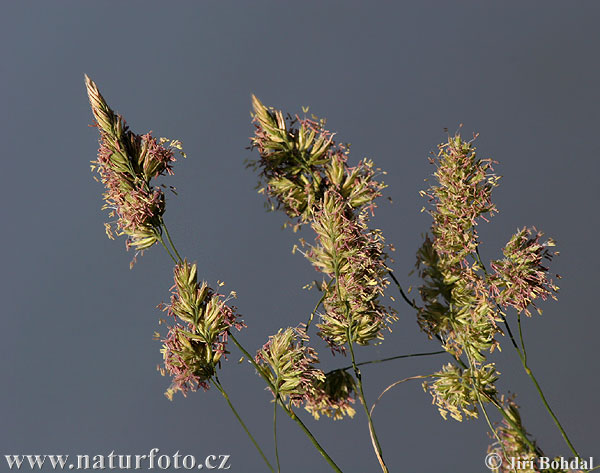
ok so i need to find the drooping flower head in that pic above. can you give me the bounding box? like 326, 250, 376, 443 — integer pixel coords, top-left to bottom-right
85, 75, 184, 259
159, 260, 243, 399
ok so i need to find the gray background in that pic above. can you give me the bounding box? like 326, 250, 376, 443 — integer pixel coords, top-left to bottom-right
1, 1, 598, 472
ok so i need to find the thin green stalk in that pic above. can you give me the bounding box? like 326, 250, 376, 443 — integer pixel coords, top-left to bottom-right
273, 383, 281, 473
213, 377, 275, 473
334, 350, 446, 373
305, 280, 333, 331
517, 313, 527, 364
346, 328, 389, 473
475, 247, 580, 459
157, 233, 178, 264
280, 400, 343, 473
229, 333, 343, 473
161, 218, 183, 262
500, 303, 579, 458
524, 360, 579, 458
498, 311, 521, 352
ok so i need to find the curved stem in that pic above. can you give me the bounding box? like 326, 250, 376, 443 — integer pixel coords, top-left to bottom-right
213, 377, 275, 473
229, 333, 343, 473
334, 350, 446, 373
370, 375, 431, 415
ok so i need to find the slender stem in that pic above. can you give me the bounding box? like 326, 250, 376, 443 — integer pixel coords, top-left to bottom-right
161, 218, 183, 262
347, 331, 389, 473
282, 400, 343, 473
281, 400, 343, 473
370, 375, 432, 415
500, 306, 579, 458
517, 313, 527, 364
305, 280, 332, 331
387, 268, 419, 310
213, 377, 275, 473
229, 333, 343, 473
273, 383, 281, 473
479, 396, 516, 473
334, 350, 446, 373
498, 311, 521, 352
157, 234, 178, 264
475, 247, 580, 459
524, 364, 580, 458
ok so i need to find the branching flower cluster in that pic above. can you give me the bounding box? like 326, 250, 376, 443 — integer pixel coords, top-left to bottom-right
250, 96, 396, 353
85, 77, 589, 473
415, 134, 582, 472
417, 135, 503, 420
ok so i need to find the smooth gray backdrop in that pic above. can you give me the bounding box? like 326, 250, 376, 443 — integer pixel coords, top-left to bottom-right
1, 2, 598, 472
